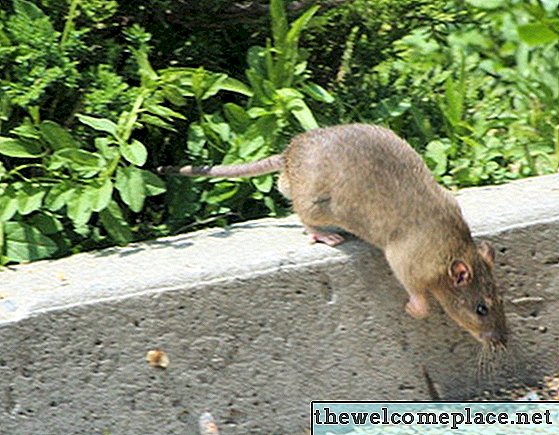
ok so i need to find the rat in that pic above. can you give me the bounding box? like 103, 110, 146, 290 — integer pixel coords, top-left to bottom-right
158, 124, 508, 349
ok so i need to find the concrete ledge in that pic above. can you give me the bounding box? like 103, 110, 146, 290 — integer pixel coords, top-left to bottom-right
1, 174, 559, 434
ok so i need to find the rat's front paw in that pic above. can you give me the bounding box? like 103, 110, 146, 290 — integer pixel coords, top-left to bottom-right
405, 295, 429, 319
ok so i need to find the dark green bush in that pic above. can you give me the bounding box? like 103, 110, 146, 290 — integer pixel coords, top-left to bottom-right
0, 0, 331, 264
302, 0, 559, 186
0, 0, 557, 264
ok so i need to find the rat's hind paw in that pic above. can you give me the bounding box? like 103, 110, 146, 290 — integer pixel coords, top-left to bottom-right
308, 230, 345, 246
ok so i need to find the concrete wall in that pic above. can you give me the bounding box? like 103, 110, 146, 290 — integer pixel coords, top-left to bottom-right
1, 174, 558, 434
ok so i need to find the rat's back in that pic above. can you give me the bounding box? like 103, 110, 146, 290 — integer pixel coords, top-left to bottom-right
283, 124, 464, 247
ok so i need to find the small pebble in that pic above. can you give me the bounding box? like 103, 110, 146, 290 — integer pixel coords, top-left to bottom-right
145, 349, 170, 369
199, 412, 219, 435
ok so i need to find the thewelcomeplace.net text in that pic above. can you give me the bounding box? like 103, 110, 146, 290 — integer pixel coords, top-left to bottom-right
313, 406, 553, 430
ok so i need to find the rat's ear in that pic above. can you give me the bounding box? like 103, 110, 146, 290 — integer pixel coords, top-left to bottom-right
449, 260, 472, 287
478, 240, 495, 268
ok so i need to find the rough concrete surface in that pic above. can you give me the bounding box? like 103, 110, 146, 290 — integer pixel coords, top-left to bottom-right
0, 174, 558, 434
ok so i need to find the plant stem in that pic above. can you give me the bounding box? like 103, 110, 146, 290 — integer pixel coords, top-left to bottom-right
7, 163, 45, 177
523, 143, 536, 174
0, 224, 4, 266
61, 0, 80, 47
103, 154, 121, 180
121, 89, 150, 142
554, 124, 559, 170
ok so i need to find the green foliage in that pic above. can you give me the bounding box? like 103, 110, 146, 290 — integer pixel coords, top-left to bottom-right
302, 0, 465, 105
0, 1, 178, 263
1, 0, 557, 264
160, 0, 332, 231
0, 0, 330, 264
307, 0, 558, 187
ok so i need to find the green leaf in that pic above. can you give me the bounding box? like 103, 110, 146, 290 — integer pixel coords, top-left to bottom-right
99, 200, 133, 245
239, 136, 266, 159
271, 0, 288, 49
204, 115, 231, 141
58, 148, 105, 166
247, 47, 267, 77
187, 124, 207, 155
17, 184, 46, 215
11, 123, 40, 140
443, 77, 464, 126
246, 69, 273, 105
302, 82, 334, 103
27, 213, 64, 235
294, 61, 307, 76
140, 113, 175, 130
247, 107, 273, 119
66, 187, 94, 227
120, 139, 148, 166
45, 182, 75, 212
14, 0, 47, 20
517, 23, 559, 46
246, 116, 279, 142
542, 0, 559, 11
215, 77, 253, 97
145, 103, 186, 120
115, 167, 165, 213
0, 186, 19, 222
380, 97, 412, 118
162, 85, 189, 106
49, 148, 106, 177
95, 138, 119, 160
39, 121, 79, 150
224, 103, 251, 132
465, 0, 506, 8
0, 137, 42, 158
142, 170, 166, 196
425, 140, 451, 176
159, 67, 195, 83
253, 175, 274, 193
276, 87, 304, 100
264, 196, 278, 216
91, 179, 113, 212
77, 114, 118, 137
191, 67, 209, 100
286, 5, 319, 51
4, 221, 58, 263
204, 74, 227, 99
288, 99, 319, 130
115, 166, 146, 212
204, 182, 239, 205
134, 49, 159, 85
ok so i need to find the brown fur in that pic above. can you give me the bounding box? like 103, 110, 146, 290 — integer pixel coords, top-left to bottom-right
160, 124, 508, 346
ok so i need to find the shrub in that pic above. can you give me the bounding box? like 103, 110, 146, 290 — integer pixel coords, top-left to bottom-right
0, 0, 331, 264
1, 0, 557, 264
303, 0, 559, 186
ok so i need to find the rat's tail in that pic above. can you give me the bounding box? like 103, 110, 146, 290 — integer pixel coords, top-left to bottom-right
157, 154, 284, 178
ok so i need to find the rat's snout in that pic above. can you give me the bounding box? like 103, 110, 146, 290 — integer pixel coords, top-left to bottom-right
479, 329, 507, 349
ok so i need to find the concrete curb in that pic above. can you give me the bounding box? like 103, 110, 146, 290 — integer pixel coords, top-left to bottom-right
1, 174, 558, 434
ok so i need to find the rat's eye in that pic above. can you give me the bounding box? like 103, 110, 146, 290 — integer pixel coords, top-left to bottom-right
476, 303, 488, 316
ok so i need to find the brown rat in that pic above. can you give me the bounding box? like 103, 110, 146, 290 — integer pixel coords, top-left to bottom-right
159, 124, 508, 349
